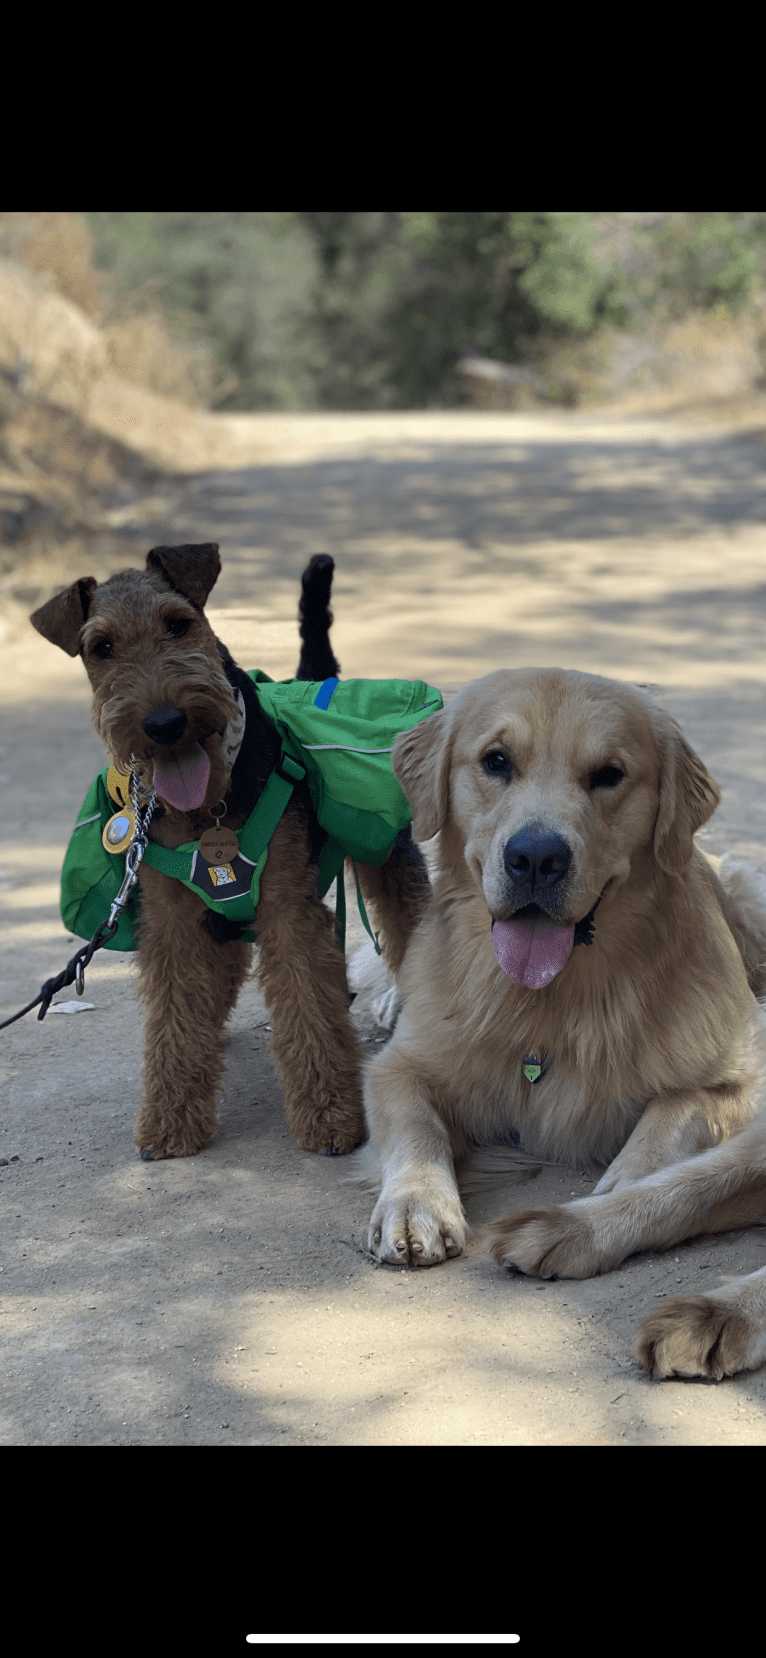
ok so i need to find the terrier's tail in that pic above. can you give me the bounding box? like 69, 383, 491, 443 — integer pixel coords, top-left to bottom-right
296, 554, 341, 682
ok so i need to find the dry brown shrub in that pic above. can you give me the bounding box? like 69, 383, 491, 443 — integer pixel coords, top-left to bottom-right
100, 285, 220, 407
0, 211, 106, 314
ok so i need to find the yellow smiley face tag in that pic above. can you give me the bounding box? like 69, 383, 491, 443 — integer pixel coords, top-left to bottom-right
106, 765, 132, 808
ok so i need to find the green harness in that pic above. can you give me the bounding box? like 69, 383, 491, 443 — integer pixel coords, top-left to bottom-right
60, 672, 442, 953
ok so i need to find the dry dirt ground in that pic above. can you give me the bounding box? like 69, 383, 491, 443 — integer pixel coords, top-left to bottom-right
3, 407, 766, 1447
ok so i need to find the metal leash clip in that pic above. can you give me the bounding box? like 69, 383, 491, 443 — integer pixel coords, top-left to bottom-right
106, 836, 148, 935
103, 766, 158, 939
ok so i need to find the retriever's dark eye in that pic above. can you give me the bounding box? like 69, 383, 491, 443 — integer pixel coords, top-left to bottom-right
91, 639, 113, 659
166, 617, 190, 639
482, 751, 513, 779
590, 765, 624, 790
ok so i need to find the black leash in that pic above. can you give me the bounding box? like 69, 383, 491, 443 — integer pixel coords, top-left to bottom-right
0, 918, 120, 1030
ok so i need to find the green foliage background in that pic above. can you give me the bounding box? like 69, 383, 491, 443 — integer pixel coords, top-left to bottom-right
84, 212, 766, 411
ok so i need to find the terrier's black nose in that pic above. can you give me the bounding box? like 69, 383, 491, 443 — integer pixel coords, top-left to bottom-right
143, 707, 188, 746
503, 828, 572, 889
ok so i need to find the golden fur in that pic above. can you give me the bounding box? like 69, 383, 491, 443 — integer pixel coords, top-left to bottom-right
362, 667, 766, 1378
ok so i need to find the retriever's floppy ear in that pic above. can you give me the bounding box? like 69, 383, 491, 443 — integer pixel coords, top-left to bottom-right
30, 577, 98, 656
392, 706, 453, 841
653, 713, 721, 875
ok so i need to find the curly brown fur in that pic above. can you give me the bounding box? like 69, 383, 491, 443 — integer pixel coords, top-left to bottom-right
355, 827, 431, 976
31, 544, 431, 1160
132, 857, 251, 1156
255, 807, 364, 1152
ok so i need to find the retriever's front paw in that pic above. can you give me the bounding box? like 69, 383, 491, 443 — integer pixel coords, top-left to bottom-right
485, 1204, 604, 1279
635, 1294, 753, 1380
369, 1174, 466, 1266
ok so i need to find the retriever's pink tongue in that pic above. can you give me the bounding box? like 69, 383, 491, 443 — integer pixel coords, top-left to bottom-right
492, 914, 574, 989
152, 744, 210, 811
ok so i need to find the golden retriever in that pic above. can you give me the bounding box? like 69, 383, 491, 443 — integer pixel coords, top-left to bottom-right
362, 667, 766, 1380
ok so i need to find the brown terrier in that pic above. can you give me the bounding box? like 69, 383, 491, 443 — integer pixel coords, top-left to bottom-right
31, 543, 429, 1160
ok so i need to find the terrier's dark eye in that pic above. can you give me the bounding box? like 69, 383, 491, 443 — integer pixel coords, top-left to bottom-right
482, 751, 513, 779
590, 765, 624, 790
92, 639, 113, 659
166, 617, 191, 639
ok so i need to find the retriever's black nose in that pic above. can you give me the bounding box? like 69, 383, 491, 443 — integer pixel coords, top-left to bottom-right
503, 828, 572, 889
143, 707, 188, 746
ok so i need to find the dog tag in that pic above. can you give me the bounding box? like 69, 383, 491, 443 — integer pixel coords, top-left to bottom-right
198, 825, 239, 865
522, 1051, 543, 1084
102, 809, 135, 854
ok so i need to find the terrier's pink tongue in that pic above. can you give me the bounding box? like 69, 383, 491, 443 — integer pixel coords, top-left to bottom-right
152, 744, 210, 811
492, 914, 574, 989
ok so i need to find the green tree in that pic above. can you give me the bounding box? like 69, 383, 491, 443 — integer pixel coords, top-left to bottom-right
85, 211, 319, 408
622, 212, 766, 319
295, 211, 626, 406
84, 211, 766, 411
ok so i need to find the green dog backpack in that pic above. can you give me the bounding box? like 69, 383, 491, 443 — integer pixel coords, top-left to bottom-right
60, 673, 442, 951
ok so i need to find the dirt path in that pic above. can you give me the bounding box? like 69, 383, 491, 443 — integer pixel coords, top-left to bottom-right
3, 407, 766, 1445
